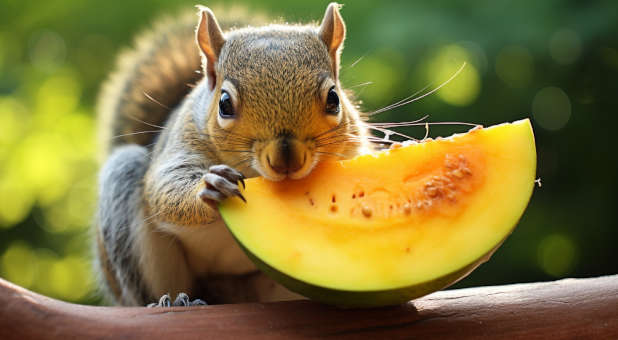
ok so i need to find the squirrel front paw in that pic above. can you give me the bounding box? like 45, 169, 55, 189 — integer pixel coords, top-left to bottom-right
198, 164, 246, 205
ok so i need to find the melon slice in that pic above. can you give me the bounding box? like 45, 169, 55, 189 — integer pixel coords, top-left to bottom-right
219, 119, 536, 307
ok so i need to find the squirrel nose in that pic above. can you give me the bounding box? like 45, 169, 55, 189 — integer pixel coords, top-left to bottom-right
267, 138, 305, 175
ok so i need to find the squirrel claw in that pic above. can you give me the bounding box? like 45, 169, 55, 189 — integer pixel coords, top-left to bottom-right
208, 164, 245, 189
147, 294, 172, 308
173, 293, 207, 307
147, 293, 207, 307
198, 188, 226, 203
201, 165, 246, 203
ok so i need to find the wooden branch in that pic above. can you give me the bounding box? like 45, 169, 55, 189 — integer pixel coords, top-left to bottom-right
0, 275, 616, 339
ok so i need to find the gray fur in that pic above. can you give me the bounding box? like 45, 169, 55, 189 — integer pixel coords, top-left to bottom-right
96, 144, 152, 305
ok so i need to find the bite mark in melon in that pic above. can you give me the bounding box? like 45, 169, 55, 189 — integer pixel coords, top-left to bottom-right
219, 119, 536, 307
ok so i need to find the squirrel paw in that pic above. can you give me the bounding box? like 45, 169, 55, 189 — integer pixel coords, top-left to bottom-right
198, 164, 246, 204
147, 293, 207, 307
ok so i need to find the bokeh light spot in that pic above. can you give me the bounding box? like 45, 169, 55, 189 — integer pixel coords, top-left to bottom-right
45, 179, 96, 233
345, 51, 404, 107
1, 242, 38, 288
36, 74, 81, 116
549, 29, 582, 65
28, 30, 67, 71
31, 249, 60, 297
48, 256, 93, 301
0, 98, 29, 156
495, 45, 534, 88
12, 133, 73, 204
426, 44, 481, 106
537, 234, 578, 277
0, 177, 35, 227
532, 86, 571, 131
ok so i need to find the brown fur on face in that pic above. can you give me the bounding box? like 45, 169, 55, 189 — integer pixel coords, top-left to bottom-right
205, 25, 369, 180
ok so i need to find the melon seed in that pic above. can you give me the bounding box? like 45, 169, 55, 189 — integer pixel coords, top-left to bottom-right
425, 186, 439, 197
361, 206, 372, 218
451, 169, 465, 179
445, 156, 457, 169
403, 202, 412, 214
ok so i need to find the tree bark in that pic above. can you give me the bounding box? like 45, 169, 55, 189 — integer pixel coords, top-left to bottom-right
0, 275, 616, 339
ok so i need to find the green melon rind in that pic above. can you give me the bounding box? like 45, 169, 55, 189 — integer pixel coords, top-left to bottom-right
226, 224, 507, 308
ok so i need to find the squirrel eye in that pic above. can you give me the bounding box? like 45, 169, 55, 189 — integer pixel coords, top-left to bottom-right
219, 91, 235, 119
325, 86, 340, 115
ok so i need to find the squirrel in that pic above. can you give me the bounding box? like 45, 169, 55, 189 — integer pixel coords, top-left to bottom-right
94, 3, 373, 306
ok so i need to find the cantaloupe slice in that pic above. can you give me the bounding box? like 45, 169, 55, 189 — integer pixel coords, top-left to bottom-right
219, 119, 536, 307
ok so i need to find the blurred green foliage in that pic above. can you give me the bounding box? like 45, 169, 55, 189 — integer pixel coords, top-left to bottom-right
0, 1, 617, 305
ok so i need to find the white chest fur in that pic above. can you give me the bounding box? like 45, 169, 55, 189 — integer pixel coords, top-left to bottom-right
158, 217, 257, 276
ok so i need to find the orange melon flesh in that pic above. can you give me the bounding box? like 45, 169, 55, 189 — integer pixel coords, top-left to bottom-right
219, 119, 536, 307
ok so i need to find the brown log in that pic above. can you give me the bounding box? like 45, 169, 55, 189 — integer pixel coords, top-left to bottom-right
0, 275, 616, 339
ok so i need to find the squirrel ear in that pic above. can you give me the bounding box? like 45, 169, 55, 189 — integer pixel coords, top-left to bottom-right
318, 3, 346, 79
196, 6, 226, 90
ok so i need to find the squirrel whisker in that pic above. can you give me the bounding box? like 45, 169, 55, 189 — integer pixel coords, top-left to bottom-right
143, 91, 171, 110
315, 151, 347, 158
366, 125, 417, 141
314, 132, 354, 144
348, 81, 373, 89
141, 210, 165, 224
218, 129, 255, 142
111, 130, 164, 139
369, 115, 429, 127
371, 121, 481, 128
314, 134, 351, 145
125, 114, 167, 130
368, 85, 432, 116
345, 54, 366, 69
315, 139, 360, 148
231, 157, 254, 169
367, 62, 467, 117
314, 121, 351, 139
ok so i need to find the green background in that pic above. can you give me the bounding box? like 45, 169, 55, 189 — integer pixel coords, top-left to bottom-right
0, 0, 616, 305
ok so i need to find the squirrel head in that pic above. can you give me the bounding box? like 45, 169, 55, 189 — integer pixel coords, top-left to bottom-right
195, 3, 369, 181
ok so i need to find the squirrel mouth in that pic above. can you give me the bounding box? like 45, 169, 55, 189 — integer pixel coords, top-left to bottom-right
254, 137, 316, 181
257, 151, 316, 182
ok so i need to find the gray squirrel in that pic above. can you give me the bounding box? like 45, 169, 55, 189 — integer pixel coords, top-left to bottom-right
94, 3, 373, 306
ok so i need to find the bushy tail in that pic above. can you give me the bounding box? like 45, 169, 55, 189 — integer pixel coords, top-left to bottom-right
97, 8, 267, 158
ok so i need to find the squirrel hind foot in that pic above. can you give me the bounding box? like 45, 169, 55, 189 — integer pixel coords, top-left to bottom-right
147, 293, 207, 307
